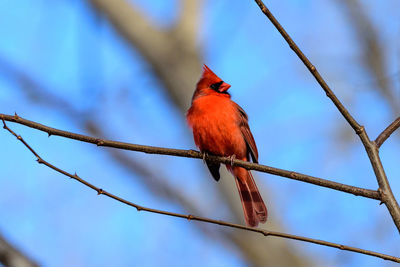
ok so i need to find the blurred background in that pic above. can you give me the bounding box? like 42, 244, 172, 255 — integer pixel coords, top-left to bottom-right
0, 0, 399, 266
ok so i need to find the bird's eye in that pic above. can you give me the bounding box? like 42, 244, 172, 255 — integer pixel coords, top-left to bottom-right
210, 81, 223, 90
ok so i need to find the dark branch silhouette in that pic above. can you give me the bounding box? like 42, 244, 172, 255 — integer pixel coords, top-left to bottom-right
375, 117, 400, 148
253, 0, 361, 133
0, 54, 213, 237
2, 119, 399, 263
253, 0, 400, 233
0, 113, 380, 200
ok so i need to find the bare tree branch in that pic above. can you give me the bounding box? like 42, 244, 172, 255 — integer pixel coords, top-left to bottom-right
253, 0, 400, 234
0, 113, 381, 200
2, 120, 399, 263
0, 55, 222, 244
84, 121, 210, 224
253, 0, 362, 134
174, 0, 201, 49
0, 57, 308, 266
0, 234, 39, 267
375, 117, 400, 148
0, 55, 206, 219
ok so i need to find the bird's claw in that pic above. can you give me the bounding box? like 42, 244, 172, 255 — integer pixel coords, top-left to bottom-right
202, 152, 208, 163
229, 155, 236, 166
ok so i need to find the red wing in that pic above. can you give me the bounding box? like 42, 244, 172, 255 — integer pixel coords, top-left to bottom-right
235, 103, 259, 163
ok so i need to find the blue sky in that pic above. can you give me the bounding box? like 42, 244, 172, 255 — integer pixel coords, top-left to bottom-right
0, 0, 399, 266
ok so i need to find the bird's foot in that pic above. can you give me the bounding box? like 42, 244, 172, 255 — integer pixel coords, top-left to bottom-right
201, 151, 209, 163
229, 154, 236, 166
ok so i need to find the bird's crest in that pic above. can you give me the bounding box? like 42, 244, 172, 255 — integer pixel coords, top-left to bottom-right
201, 64, 221, 82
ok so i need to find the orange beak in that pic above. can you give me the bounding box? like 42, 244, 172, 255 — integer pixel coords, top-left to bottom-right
218, 82, 231, 93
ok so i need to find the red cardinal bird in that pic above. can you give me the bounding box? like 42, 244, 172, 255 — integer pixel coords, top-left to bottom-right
186, 65, 267, 227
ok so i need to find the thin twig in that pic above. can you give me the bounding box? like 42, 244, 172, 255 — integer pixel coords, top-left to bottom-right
253, 0, 400, 233
0, 113, 380, 200
253, 0, 363, 134
2, 120, 399, 263
375, 117, 400, 148
0, 57, 214, 235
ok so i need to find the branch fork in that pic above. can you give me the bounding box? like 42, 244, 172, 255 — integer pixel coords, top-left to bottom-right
253, 0, 400, 233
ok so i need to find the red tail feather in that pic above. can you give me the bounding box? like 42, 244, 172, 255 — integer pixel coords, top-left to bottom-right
231, 166, 267, 227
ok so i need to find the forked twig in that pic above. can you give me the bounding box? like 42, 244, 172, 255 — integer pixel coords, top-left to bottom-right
2, 119, 399, 263
253, 0, 400, 233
